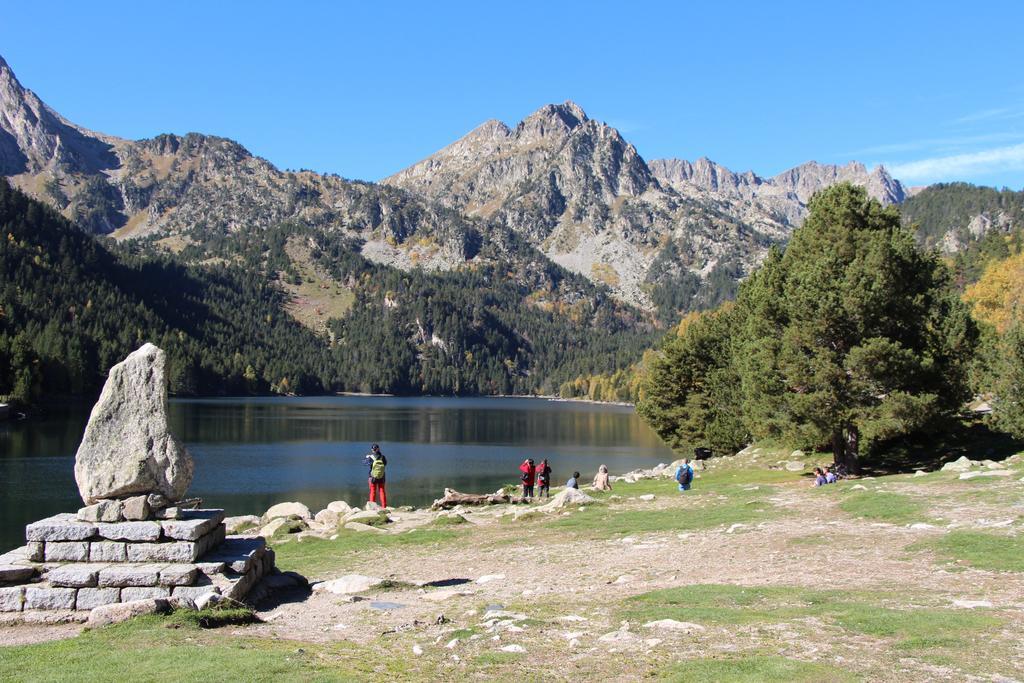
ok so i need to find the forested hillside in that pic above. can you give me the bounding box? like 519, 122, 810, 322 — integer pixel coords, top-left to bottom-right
0, 181, 654, 403
0, 180, 337, 402
902, 183, 1024, 285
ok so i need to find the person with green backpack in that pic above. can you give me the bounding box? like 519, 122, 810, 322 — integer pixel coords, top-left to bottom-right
364, 443, 388, 507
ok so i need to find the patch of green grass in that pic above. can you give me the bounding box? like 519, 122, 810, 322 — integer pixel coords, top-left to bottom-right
271, 517, 308, 537
0, 615, 365, 682
272, 527, 461, 578
473, 651, 524, 666
166, 606, 259, 629
627, 585, 1001, 653
660, 655, 857, 682
546, 503, 771, 538
913, 530, 1024, 572
837, 490, 928, 524
431, 513, 469, 526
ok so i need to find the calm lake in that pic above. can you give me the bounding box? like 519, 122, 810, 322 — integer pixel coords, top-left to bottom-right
0, 396, 672, 552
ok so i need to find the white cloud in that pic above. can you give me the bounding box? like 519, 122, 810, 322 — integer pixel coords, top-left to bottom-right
951, 107, 1018, 124
883, 143, 1024, 183
846, 132, 1024, 157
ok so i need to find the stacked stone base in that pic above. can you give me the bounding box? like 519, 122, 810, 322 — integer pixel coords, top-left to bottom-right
0, 509, 275, 616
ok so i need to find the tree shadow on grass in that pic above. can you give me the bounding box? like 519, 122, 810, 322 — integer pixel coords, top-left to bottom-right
867, 417, 1024, 475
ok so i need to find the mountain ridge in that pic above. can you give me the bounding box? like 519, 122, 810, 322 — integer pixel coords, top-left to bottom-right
5, 54, 1002, 324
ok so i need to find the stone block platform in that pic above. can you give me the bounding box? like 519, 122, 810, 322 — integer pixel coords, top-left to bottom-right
0, 509, 276, 615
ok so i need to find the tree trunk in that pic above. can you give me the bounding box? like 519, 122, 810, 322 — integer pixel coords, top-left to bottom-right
430, 488, 525, 510
831, 430, 846, 470
844, 423, 861, 475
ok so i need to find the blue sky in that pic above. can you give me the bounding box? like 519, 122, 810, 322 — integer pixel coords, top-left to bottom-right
2, 1, 1023, 189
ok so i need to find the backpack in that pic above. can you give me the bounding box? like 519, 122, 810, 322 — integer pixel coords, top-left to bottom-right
676, 465, 693, 485
370, 456, 386, 480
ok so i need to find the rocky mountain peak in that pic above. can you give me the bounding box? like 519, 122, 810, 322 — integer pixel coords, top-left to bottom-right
515, 100, 589, 143
0, 54, 118, 177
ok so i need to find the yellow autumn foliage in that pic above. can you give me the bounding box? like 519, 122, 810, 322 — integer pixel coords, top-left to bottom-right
963, 251, 1024, 333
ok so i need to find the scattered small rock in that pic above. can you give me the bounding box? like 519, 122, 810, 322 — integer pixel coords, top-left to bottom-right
643, 619, 705, 632
952, 599, 993, 609
476, 574, 505, 584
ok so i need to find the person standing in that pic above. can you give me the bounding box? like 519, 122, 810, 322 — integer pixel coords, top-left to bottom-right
519, 458, 536, 500
674, 458, 694, 492
364, 443, 388, 507
536, 458, 552, 498
592, 464, 612, 491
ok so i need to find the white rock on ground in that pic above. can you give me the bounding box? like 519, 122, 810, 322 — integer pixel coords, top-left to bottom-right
952, 599, 993, 609
536, 488, 595, 512
643, 619, 706, 632
313, 575, 383, 594
941, 456, 976, 472
74, 344, 194, 504
87, 598, 172, 627
327, 501, 354, 514
476, 574, 505, 584
638, 494, 656, 501
501, 644, 526, 653
314, 509, 341, 527
598, 629, 640, 643
784, 461, 805, 472
345, 510, 387, 525
263, 502, 312, 521
259, 518, 290, 537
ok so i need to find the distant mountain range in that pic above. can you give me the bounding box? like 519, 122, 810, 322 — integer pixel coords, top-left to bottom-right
0, 53, 1017, 324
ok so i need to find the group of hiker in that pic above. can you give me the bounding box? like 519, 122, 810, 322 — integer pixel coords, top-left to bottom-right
362, 444, 699, 508
517, 458, 587, 499
519, 457, 697, 499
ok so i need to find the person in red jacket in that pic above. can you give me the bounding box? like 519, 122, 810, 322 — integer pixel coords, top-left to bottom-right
519, 458, 536, 500
535, 458, 552, 498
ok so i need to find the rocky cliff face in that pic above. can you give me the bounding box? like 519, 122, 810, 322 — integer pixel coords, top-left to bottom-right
650, 157, 908, 229
385, 101, 781, 309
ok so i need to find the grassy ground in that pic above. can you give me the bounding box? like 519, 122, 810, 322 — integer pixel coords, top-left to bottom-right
2, 446, 1023, 681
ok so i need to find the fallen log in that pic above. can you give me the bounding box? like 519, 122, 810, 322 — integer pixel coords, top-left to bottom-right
431, 488, 526, 510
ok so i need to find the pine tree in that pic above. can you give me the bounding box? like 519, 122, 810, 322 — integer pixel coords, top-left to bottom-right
733, 184, 977, 472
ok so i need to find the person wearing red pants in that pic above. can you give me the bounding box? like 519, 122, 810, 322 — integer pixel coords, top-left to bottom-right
364, 443, 388, 508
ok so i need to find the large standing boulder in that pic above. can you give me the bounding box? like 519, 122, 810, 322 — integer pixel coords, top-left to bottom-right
74, 344, 194, 505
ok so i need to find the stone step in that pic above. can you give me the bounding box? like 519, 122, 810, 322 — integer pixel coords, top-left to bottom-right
3, 521, 276, 614
0, 565, 36, 584
25, 510, 226, 544
199, 536, 266, 574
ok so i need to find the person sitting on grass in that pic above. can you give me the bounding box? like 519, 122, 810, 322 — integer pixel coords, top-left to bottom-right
675, 458, 694, 492
824, 466, 837, 484
812, 467, 827, 487
566, 471, 580, 489
592, 464, 612, 491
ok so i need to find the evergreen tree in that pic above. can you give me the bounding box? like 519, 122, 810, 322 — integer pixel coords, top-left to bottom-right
733, 184, 977, 472
637, 306, 748, 454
